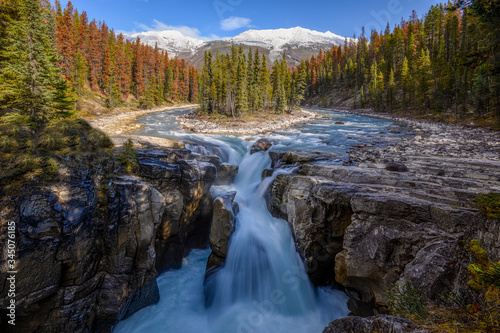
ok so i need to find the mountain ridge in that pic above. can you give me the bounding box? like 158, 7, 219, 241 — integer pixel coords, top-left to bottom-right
124, 27, 354, 67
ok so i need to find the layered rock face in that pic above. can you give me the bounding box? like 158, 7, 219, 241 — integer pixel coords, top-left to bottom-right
136, 149, 217, 272
206, 192, 239, 272
267, 135, 500, 317
0, 147, 219, 332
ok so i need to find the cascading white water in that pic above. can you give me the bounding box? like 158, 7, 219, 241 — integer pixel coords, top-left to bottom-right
114, 146, 349, 333
205, 151, 327, 333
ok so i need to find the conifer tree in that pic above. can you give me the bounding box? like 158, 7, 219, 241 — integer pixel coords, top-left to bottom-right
0, 0, 72, 125
235, 52, 248, 115
417, 48, 432, 111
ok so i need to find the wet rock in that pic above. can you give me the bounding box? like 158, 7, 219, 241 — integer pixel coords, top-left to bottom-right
250, 138, 272, 154
214, 164, 239, 186
335, 121, 345, 125
207, 192, 239, 270
150, 157, 217, 273
266, 174, 352, 285
323, 315, 428, 333
0, 146, 221, 332
204, 192, 239, 308
269, 151, 340, 168
0, 176, 166, 333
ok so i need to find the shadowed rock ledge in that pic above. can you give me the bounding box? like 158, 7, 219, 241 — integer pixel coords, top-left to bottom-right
0, 146, 220, 332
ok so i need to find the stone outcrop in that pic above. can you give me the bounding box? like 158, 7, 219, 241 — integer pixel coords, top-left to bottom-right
266, 140, 500, 316
206, 192, 239, 271
214, 164, 239, 186
323, 315, 428, 333
0, 146, 219, 332
269, 151, 340, 168
136, 149, 217, 272
250, 138, 272, 154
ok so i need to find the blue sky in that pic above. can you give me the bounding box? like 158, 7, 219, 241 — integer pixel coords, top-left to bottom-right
64, 0, 442, 39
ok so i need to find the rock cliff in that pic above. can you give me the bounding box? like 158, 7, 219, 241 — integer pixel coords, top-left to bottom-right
266, 122, 500, 318
0, 146, 219, 332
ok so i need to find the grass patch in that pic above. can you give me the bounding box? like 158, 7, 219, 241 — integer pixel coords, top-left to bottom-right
0, 117, 114, 188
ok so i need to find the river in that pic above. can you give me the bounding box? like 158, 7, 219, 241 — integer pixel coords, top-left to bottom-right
113, 107, 405, 333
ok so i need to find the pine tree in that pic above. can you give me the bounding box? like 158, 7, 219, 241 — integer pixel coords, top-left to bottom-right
0, 0, 72, 125
387, 68, 396, 111
260, 53, 270, 109
400, 56, 411, 107
55, 1, 76, 83
235, 52, 248, 115
417, 48, 432, 111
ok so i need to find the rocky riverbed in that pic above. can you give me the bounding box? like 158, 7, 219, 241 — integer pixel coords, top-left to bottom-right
177, 109, 319, 134
264, 111, 499, 332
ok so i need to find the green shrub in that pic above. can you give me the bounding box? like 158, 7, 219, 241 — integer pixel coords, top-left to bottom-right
387, 280, 429, 321
118, 138, 138, 174
0, 117, 114, 187
473, 193, 500, 219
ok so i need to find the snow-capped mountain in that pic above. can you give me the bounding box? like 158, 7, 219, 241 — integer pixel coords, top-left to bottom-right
225, 27, 352, 62
125, 30, 205, 56
125, 27, 353, 66
228, 27, 348, 52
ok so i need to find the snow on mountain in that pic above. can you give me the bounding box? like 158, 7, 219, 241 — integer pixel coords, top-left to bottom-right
227, 27, 349, 51
125, 30, 205, 56
125, 27, 352, 60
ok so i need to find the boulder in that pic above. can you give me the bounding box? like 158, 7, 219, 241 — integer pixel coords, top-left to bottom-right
385, 161, 409, 172
214, 164, 239, 186
207, 192, 239, 270
204, 192, 239, 308
269, 151, 340, 168
250, 138, 272, 154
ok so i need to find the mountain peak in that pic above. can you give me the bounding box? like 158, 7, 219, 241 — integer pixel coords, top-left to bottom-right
125, 30, 205, 56
124, 26, 352, 64
225, 26, 351, 58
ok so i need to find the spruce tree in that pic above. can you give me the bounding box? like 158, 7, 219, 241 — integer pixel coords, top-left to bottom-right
0, 0, 72, 126
417, 48, 432, 111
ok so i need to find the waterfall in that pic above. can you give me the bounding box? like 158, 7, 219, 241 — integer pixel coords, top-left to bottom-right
114, 142, 351, 333
112, 106, 408, 332
206, 152, 322, 332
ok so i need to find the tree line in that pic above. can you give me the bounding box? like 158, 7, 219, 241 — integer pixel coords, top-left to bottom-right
52, 0, 198, 109
198, 46, 307, 117
294, 0, 500, 125
0, 0, 199, 116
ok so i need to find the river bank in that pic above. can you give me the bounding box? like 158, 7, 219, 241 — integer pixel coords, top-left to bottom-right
177, 109, 320, 135
308, 107, 500, 162
87, 104, 198, 135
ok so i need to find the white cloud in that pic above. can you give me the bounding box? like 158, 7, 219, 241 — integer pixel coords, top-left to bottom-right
220, 16, 252, 31
133, 20, 218, 41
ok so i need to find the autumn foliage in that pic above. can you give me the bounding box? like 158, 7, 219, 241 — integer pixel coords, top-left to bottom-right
52, 0, 198, 109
